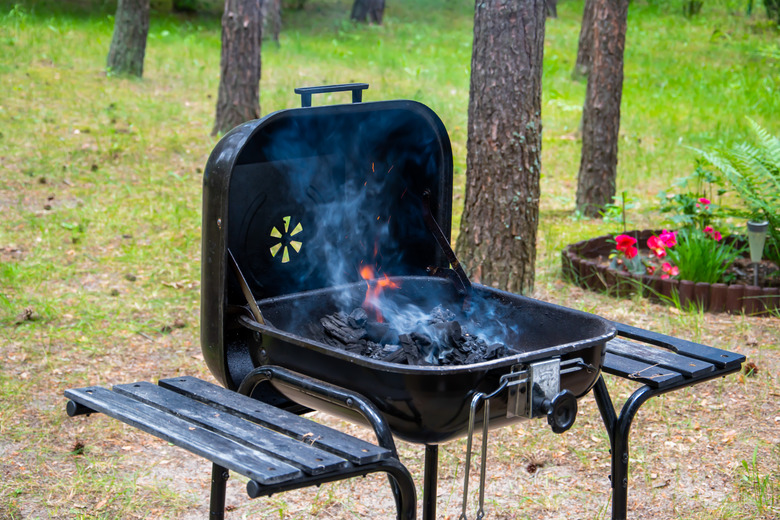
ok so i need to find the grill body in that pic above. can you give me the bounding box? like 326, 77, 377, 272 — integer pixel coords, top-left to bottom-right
246, 277, 613, 443
201, 87, 615, 442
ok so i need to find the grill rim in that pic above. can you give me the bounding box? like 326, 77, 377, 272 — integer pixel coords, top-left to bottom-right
243, 276, 617, 376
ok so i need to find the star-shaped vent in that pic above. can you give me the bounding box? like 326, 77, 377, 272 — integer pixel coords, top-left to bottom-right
269, 216, 303, 264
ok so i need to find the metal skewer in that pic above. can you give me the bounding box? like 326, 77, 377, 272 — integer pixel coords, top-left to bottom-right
227, 248, 266, 325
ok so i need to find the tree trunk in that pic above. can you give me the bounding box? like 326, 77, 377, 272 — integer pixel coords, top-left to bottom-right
350, 0, 385, 24
264, 0, 281, 44
212, 0, 263, 136
106, 0, 150, 77
764, 0, 780, 23
546, 0, 558, 18
575, 0, 629, 217
572, 0, 595, 79
172, 0, 198, 13
455, 0, 546, 295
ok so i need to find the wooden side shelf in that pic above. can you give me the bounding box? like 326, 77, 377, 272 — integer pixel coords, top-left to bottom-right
66, 374, 416, 520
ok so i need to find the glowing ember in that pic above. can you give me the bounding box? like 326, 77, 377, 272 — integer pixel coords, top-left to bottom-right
359, 265, 400, 323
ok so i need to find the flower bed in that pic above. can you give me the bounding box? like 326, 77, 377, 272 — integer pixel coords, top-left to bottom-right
561, 230, 780, 316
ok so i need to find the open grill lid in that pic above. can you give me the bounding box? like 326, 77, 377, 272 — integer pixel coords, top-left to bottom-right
201, 84, 454, 389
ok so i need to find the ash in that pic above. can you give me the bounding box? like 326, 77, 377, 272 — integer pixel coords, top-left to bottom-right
315, 305, 510, 365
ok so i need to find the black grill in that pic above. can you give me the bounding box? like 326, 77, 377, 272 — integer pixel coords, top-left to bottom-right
200, 83, 615, 443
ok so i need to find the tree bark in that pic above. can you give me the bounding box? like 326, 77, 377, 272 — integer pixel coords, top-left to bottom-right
545, 0, 558, 18
575, 0, 629, 217
572, 0, 595, 79
264, 0, 281, 44
172, 0, 198, 13
212, 0, 263, 136
106, 0, 150, 77
764, 0, 780, 23
350, 0, 385, 24
455, 0, 546, 295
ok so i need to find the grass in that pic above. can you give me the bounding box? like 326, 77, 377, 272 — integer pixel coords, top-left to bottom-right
0, 0, 778, 518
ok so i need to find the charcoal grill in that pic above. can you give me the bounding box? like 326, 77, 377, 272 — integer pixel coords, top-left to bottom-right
202, 83, 616, 444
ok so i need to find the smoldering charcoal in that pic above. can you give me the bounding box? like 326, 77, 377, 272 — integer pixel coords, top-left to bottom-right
315, 305, 511, 365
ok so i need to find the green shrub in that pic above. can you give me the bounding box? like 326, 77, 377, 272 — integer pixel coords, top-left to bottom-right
696, 120, 780, 265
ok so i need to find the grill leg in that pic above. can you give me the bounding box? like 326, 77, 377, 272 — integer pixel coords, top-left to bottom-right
593, 376, 657, 520
209, 463, 229, 519
422, 445, 438, 520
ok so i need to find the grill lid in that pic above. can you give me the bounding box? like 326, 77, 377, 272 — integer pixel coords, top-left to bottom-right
201, 84, 454, 388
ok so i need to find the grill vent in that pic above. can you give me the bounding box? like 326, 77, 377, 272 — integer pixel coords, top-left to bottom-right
269, 216, 303, 264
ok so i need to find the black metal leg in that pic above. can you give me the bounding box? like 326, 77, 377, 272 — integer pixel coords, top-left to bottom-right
423, 445, 439, 520
593, 376, 658, 520
387, 460, 419, 520
209, 463, 229, 519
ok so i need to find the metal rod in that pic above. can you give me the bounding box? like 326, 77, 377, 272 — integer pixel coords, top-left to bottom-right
209, 463, 229, 520
423, 445, 439, 520
421, 190, 473, 298
238, 366, 397, 455
227, 248, 266, 325
238, 366, 411, 518
459, 395, 478, 520
476, 399, 490, 520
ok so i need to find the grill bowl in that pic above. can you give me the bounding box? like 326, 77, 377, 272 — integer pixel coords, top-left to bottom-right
242, 276, 615, 443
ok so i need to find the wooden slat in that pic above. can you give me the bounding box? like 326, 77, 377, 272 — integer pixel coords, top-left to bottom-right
613, 322, 745, 369
113, 382, 349, 476
64, 387, 301, 485
159, 377, 388, 464
606, 338, 714, 378
602, 352, 684, 388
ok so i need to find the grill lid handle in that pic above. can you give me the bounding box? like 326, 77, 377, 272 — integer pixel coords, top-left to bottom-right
294, 83, 369, 107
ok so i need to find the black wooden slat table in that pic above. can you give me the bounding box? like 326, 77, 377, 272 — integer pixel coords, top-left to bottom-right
594, 322, 746, 520
65, 368, 416, 520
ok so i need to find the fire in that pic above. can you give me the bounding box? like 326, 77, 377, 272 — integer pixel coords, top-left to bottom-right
359, 265, 399, 323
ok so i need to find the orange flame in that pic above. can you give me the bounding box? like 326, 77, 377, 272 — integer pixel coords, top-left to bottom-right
359, 265, 399, 323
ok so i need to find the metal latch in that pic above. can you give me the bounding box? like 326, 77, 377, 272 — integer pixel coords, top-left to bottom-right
503, 358, 579, 434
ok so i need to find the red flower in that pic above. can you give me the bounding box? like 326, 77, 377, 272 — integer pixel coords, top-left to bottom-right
698, 197, 711, 205
704, 225, 722, 241
647, 235, 667, 258
615, 234, 638, 259
658, 230, 677, 247
661, 262, 679, 279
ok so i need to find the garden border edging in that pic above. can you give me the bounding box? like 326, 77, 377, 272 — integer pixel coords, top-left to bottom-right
561, 230, 779, 316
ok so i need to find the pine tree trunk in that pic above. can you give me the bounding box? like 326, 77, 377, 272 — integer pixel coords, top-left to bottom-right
212, 0, 263, 136
572, 0, 595, 79
350, 0, 385, 24
546, 0, 558, 18
106, 0, 150, 77
264, 0, 281, 43
764, 0, 780, 23
575, 0, 629, 217
172, 0, 198, 13
455, 0, 546, 295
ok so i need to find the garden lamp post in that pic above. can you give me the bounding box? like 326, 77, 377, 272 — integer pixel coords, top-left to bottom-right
747, 220, 768, 286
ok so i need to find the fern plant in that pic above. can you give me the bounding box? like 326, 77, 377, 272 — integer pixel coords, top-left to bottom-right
696, 120, 780, 265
